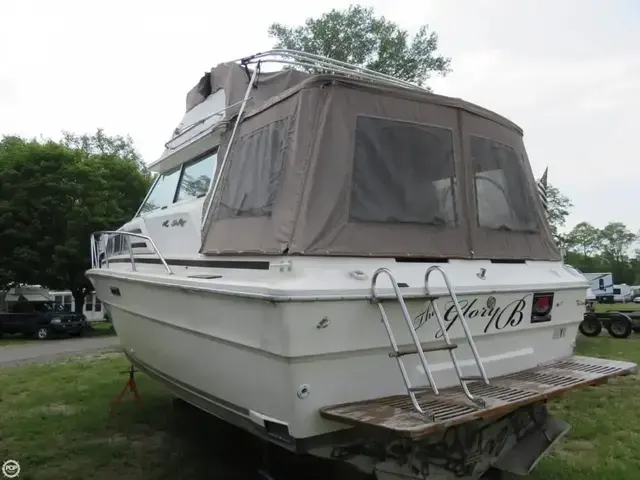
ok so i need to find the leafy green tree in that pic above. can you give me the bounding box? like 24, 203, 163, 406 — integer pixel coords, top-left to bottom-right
545, 183, 573, 245
564, 221, 640, 284
566, 221, 601, 257
599, 222, 637, 266
0, 134, 152, 313
61, 128, 147, 172
268, 4, 451, 88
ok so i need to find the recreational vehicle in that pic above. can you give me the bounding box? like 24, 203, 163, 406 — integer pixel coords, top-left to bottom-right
613, 284, 634, 303
583, 272, 614, 303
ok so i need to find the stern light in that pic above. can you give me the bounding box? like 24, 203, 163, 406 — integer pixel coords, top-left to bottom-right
532, 292, 554, 322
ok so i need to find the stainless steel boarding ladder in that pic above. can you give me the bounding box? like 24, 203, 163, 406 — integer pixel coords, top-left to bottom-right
371, 267, 489, 421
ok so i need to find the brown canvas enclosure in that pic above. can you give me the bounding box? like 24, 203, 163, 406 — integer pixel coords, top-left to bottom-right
199, 70, 560, 261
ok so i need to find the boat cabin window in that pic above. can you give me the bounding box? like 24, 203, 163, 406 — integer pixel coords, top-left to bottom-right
175, 151, 217, 203
349, 116, 456, 225
139, 166, 182, 214
470, 135, 537, 232
219, 118, 289, 218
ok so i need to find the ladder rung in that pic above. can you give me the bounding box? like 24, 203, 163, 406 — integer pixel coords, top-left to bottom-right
390, 342, 458, 357
459, 376, 485, 382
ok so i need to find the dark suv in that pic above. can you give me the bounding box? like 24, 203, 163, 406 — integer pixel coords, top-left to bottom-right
0, 299, 87, 340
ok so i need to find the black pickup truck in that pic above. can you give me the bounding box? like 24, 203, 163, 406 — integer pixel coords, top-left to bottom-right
0, 298, 87, 340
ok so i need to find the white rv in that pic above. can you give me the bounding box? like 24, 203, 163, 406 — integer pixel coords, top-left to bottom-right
583, 272, 614, 303
613, 284, 634, 303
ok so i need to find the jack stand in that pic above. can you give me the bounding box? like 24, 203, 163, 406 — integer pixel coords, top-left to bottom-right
110, 365, 143, 416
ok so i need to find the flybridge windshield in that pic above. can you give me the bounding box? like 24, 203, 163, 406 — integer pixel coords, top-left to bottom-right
138, 150, 218, 215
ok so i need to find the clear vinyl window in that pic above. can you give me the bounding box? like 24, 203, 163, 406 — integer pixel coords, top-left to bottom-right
218, 118, 289, 219
470, 135, 537, 232
350, 115, 457, 226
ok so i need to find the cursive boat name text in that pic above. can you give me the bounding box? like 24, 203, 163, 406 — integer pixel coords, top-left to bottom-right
413, 295, 530, 338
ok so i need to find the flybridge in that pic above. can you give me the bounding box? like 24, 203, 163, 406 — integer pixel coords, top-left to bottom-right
133, 50, 562, 261
149, 50, 427, 175
194, 54, 559, 261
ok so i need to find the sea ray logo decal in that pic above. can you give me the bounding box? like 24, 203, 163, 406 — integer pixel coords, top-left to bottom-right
162, 218, 187, 228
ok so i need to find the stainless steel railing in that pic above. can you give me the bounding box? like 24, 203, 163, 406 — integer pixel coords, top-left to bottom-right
90, 230, 174, 275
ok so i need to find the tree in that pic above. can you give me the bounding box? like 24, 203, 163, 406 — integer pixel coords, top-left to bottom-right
599, 222, 637, 266
268, 4, 451, 88
545, 183, 573, 245
0, 133, 152, 313
61, 128, 148, 172
566, 222, 601, 257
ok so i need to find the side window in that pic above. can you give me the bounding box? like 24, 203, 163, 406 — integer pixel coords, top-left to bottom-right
138, 167, 182, 215
63, 295, 73, 312
470, 135, 537, 232
219, 118, 289, 219
95, 297, 102, 312
84, 294, 93, 311
176, 151, 217, 203
350, 116, 456, 225
599, 279, 604, 290
614, 288, 621, 295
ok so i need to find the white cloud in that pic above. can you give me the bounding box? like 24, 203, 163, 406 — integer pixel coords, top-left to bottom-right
1, 0, 639, 233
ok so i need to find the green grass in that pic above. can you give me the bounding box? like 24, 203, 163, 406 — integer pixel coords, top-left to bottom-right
528, 336, 640, 479
595, 302, 640, 312
0, 352, 257, 480
0, 336, 639, 479
0, 321, 115, 347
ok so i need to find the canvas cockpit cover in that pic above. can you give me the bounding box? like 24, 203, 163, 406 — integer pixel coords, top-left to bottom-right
200, 74, 560, 260
186, 61, 310, 117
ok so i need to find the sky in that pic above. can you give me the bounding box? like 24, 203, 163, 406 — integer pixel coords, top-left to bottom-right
1, 0, 639, 234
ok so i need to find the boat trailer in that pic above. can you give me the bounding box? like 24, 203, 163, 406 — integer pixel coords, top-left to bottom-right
579, 304, 640, 339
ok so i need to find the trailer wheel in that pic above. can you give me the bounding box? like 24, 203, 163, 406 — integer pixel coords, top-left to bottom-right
579, 315, 602, 337
606, 313, 633, 339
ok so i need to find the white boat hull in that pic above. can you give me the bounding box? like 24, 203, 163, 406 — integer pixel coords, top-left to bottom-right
88, 260, 586, 446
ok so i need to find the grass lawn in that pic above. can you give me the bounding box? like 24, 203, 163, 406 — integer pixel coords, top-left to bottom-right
0, 336, 639, 479
0, 321, 115, 347
595, 302, 640, 312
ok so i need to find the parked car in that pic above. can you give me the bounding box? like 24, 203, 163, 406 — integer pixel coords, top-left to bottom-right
0, 298, 87, 340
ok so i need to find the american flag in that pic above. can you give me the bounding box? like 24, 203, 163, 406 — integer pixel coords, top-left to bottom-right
537, 167, 548, 214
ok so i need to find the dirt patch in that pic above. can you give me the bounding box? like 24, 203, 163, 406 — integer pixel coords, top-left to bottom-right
35, 403, 78, 416
54, 350, 122, 366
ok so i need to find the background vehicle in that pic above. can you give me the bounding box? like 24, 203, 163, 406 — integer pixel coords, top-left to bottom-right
0, 289, 87, 340
583, 272, 614, 303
